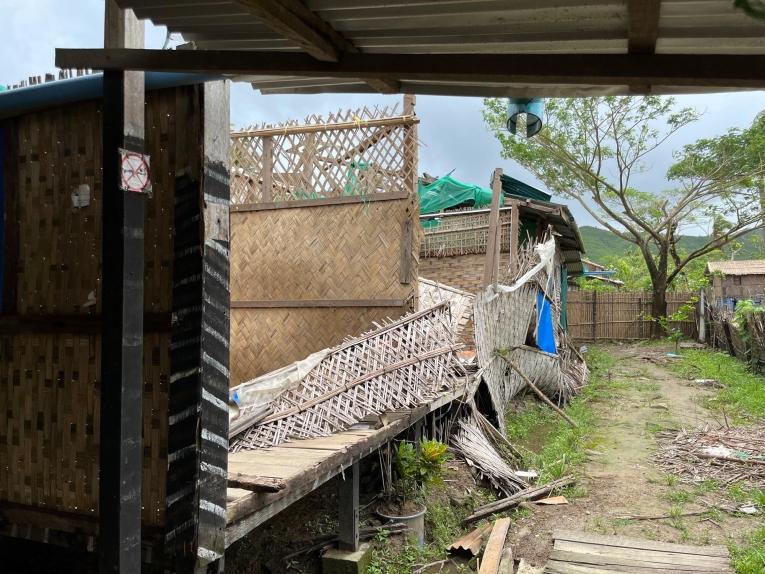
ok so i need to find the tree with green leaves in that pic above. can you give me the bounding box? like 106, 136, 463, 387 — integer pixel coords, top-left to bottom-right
484, 97, 765, 335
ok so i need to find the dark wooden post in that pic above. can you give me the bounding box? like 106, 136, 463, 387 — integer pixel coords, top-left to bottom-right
165, 80, 231, 573
591, 291, 598, 341
338, 462, 360, 552
99, 2, 145, 572
508, 198, 520, 277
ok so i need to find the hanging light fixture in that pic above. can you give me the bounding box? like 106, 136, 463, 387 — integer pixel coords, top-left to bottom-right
506, 98, 544, 137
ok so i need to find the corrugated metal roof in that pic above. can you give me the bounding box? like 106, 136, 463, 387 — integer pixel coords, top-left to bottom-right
114, 0, 765, 96
707, 260, 765, 276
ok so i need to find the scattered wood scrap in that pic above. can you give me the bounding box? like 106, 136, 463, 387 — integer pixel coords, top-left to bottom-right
449, 523, 492, 557
544, 529, 733, 573
464, 476, 576, 524
227, 472, 286, 492
654, 424, 765, 488
282, 523, 408, 561
479, 518, 511, 574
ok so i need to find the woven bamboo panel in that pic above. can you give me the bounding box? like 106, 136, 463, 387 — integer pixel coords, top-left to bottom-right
12, 94, 176, 315
421, 211, 513, 258
0, 333, 169, 527
230, 196, 418, 301
230, 104, 416, 203
0, 88, 187, 531
230, 306, 403, 385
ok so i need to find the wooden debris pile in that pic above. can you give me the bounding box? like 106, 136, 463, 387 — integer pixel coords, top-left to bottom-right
230, 302, 461, 451
654, 424, 765, 488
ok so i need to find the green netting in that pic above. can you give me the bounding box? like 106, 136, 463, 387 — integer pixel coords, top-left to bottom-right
418, 174, 503, 215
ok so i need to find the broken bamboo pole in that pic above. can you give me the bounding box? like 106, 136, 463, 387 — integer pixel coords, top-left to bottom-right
464, 476, 576, 524
497, 353, 578, 428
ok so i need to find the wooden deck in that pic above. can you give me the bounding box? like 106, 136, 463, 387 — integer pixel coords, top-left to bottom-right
225, 385, 466, 547
545, 530, 733, 573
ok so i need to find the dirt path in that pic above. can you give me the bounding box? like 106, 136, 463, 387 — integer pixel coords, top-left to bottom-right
508, 343, 756, 568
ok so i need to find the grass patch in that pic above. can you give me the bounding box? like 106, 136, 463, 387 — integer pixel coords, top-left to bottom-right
665, 488, 694, 504
730, 525, 765, 574
504, 346, 619, 483
728, 483, 765, 507
667, 349, 765, 422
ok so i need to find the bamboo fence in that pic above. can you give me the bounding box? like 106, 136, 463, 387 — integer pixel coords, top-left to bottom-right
567, 291, 698, 341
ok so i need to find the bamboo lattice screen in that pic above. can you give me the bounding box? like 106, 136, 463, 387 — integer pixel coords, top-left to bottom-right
230, 103, 418, 204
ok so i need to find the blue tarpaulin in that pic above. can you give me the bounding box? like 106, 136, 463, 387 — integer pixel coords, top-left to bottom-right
536, 290, 556, 354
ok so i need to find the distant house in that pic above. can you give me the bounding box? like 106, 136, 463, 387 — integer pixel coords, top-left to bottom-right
571, 258, 624, 288
706, 260, 765, 307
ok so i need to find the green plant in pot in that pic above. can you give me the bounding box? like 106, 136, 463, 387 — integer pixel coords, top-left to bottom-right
377, 439, 449, 546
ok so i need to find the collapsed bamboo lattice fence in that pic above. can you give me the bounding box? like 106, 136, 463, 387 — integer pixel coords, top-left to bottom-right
567, 291, 698, 341
231, 303, 459, 450
705, 301, 765, 370
230, 102, 418, 204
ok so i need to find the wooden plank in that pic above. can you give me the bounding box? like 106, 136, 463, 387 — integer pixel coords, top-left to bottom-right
509, 199, 519, 277
479, 518, 511, 574
99, 3, 145, 573
230, 188, 410, 211
400, 218, 413, 284
550, 549, 730, 572
227, 473, 286, 493
552, 531, 730, 558
261, 135, 273, 201
231, 115, 417, 138
54, 49, 765, 91
545, 560, 632, 574
482, 168, 503, 287
230, 298, 406, 308
628, 0, 661, 55
553, 542, 731, 569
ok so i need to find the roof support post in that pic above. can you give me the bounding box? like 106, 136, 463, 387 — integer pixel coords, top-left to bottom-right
166, 80, 231, 574
509, 199, 520, 278
483, 168, 503, 288
99, 2, 145, 572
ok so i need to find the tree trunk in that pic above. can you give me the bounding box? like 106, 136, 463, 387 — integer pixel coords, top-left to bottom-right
650, 280, 668, 338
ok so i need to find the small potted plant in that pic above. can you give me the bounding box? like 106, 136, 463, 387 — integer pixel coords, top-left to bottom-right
377, 439, 449, 546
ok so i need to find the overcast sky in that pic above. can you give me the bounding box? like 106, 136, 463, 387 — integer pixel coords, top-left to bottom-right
3, 0, 765, 230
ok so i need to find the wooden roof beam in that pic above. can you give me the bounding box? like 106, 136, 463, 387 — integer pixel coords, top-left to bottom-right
235, 0, 399, 93
55, 49, 765, 91
628, 0, 661, 55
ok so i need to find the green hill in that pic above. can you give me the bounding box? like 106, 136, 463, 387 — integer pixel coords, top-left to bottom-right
579, 226, 764, 265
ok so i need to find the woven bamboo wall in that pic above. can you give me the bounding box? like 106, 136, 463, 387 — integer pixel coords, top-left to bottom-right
230, 195, 419, 383
567, 291, 698, 341
0, 87, 188, 534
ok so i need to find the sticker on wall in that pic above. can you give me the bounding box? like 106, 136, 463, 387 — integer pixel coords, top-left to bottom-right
119, 148, 152, 195
71, 183, 91, 208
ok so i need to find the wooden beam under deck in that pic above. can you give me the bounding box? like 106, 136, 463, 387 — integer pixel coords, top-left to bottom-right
225, 386, 466, 548
55, 49, 765, 91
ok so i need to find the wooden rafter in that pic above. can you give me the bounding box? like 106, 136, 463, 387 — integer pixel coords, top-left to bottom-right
234, 0, 399, 93
628, 0, 661, 55
55, 49, 765, 91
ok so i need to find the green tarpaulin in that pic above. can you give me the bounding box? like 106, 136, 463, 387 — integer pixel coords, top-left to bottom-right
418, 174, 503, 215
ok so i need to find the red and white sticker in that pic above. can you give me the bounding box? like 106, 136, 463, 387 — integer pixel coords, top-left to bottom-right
119, 149, 152, 194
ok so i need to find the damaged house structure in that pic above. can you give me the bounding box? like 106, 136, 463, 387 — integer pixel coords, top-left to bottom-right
3, 0, 759, 570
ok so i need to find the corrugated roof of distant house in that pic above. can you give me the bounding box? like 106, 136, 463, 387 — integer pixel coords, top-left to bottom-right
501, 174, 551, 202
706, 260, 765, 276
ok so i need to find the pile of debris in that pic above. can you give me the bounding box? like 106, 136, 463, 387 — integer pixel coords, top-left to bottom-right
474, 235, 588, 433
654, 424, 765, 488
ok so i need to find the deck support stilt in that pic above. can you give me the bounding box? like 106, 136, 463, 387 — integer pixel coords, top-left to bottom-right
338, 462, 360, 552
